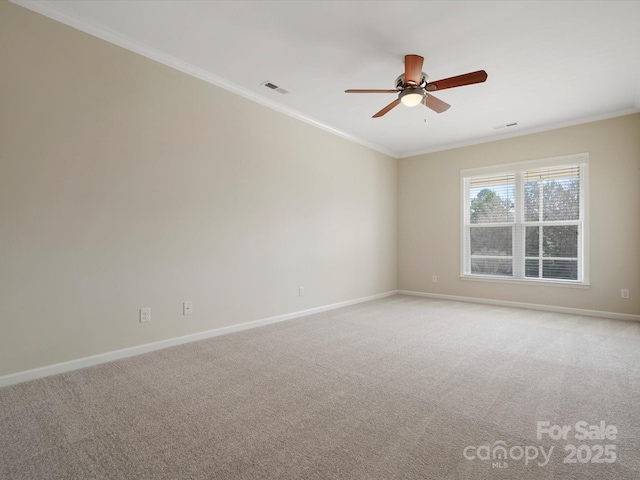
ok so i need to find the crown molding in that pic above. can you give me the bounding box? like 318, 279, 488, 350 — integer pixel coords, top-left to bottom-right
398, 107, 640, 159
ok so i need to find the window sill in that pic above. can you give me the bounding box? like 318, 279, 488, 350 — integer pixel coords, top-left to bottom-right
460, 274, 591, 289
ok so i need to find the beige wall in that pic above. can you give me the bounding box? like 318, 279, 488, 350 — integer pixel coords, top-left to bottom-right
1, 1, 638, 379
399, 113, 640, 316
0, 2, 397, 376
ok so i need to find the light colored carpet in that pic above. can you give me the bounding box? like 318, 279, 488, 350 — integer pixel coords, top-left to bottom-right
1, 295, 639, 479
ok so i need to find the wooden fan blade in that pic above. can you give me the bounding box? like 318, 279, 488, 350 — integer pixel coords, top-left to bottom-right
422, 94, 450, 113
345, 89, 399, 93
426, 70, 488, 91
404, 54, 424, 85
372, 98, 401, 118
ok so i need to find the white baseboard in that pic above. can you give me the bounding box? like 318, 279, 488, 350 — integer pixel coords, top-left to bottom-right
5, 288, 634, 388
398, 290, 640, 322
0, 290, 398, 388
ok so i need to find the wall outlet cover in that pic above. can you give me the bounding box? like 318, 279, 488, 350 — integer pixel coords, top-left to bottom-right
140, 307, 151, 323
183, 301, 193, 315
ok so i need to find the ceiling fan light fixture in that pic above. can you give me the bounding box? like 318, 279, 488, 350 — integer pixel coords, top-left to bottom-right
399, 88, 425, 107
345, 55, 487, 117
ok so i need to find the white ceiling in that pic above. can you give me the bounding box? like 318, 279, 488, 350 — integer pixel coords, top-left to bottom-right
15, 0, 640, 158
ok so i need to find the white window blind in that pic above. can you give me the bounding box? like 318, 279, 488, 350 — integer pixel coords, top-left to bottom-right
461, 155, 588, 284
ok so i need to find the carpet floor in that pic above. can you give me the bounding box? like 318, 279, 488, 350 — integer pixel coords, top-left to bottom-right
1, 295, 639, 479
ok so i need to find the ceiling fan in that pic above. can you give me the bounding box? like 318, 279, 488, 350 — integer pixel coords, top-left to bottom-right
345, 54, 487, 118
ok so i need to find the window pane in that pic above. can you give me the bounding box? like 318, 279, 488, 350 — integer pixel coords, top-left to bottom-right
525, 226, 539, 256
469, 175, 515, 224
470, 226, 512, 276
525, 259, 539, 277
471, 258, 513, 276
470, 226, 512, 256
543, 226, 578, 257
543, 259, 578, 280
524, 181, 540, 222
524, 166, 580, 222
543, 178, 579, 221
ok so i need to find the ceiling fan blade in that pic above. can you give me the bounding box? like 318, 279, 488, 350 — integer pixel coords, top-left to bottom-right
422, 94, 450, 113
372, 99, 401, 118
426, 70, 488, 91
345, 89, 399, 93
404, 54, 424, 85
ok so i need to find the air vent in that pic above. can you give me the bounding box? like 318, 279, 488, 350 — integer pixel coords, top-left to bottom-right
261, 81, 288, 94
493, 121, 519, 130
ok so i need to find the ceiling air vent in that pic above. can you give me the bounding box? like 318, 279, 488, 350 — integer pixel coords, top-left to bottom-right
261, 81, 288, 94
493, 121, 519, 130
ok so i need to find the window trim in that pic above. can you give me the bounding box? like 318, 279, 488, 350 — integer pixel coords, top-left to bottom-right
460, 153, 589, 286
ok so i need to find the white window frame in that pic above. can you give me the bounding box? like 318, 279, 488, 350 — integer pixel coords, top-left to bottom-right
460, 153, 589, 287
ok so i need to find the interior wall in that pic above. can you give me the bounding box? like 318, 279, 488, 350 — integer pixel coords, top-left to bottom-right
0, 1, 397, 377
399, 113, 640, 316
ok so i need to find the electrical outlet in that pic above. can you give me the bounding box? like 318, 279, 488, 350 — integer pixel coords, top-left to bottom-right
183, 301, 193, 315
140, 307, 151, 323
621, 288, 629, 299
299, 286, 305, 297
432, 275, 438, 283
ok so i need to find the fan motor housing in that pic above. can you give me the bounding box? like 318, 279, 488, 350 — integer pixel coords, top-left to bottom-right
395, 72, 429, 89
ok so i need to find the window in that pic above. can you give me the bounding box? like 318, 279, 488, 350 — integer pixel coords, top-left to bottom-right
461, 154, 588, 285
